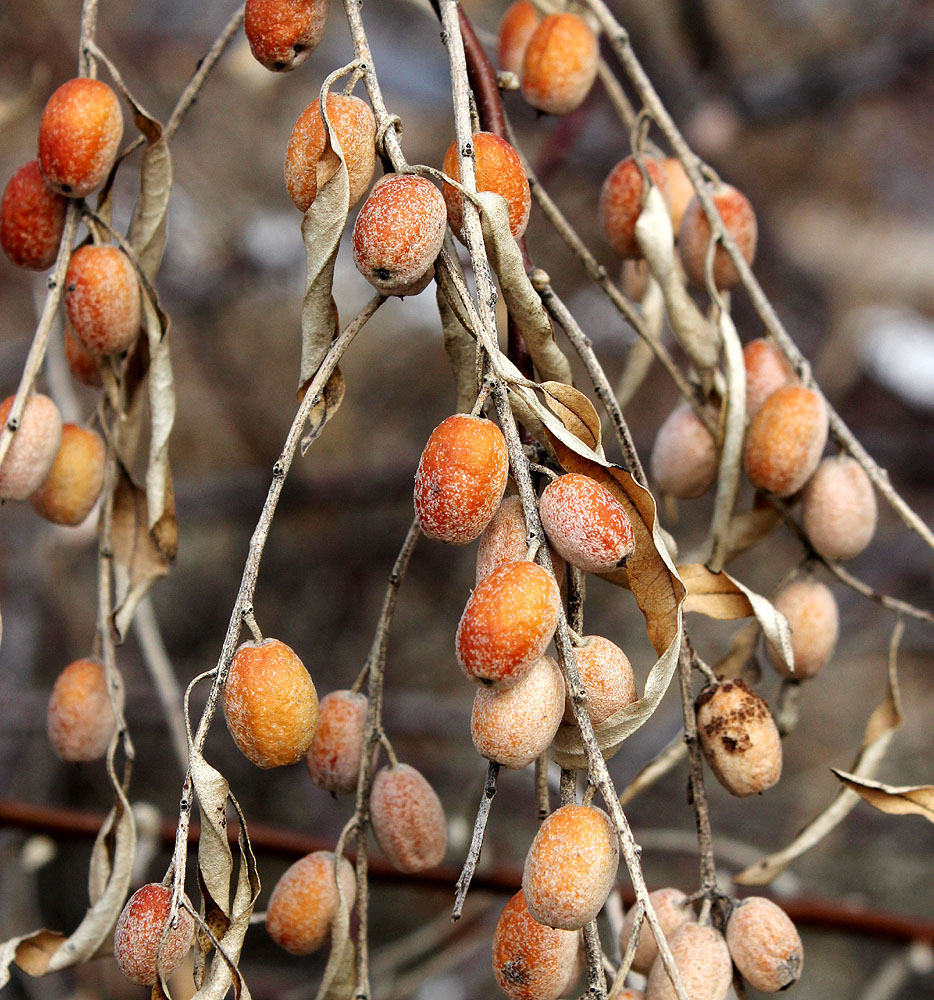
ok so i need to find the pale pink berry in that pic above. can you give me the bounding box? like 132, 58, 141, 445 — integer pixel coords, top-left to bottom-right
0, 393, 63, 501
305, 689, 367, 795
620, 888, 692, 975
801, 455, 877, 561
726, 896, 803, 993
644, 923, 732, 1000
768, 579, 838, 680
650, 404, 718, 499
113, 883, 195, 986
370, 763, 446, 873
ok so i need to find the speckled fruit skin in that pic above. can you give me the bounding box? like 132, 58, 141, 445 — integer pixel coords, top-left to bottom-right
369, 763, 446, 874
522, 804, 619, 930
456, 561, 561, 688
744, 386, 828, 498
47, 658, 123, 762
743, 338, 796, 420
285, 94, 376, 212
38, 78, 123, 198
113, 883, 195, 986
64, 245, 141, 356
645, 923, 732, 1000
678, 183, 757, 290
244, 0, 330, 71
539, 473, 635, 574
1, 160, 67, 270
802, 455, 877, 561
266, 851, 356, 954
352, 173, 447, 295
650, 403, 718, 500
305, 689, 367, 794
414, 413, 509, 545
476, 494, 565, 585
562, 635, 637, 727
600, 156, 670, 259
31, 423, 106, 525
442, 132, 531, 243
727, 897, 803, 993
492, 890, 580, 1000
498, 0, 540, 76
0, 393, 63, 501
64, 325, 102, 387
661, 158, 694, 233
620, 888, 692, 975
223, 638, 318, 768
471, 654, 565, 769
768, 579, 839, 680
521, 13, 599, 116
696, 680, 782, 797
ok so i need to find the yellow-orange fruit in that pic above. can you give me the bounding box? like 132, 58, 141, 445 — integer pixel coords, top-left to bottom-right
471, 654, 565, 769
266, 851, 356, 954
538, 473, 634, 574
768, 579, 838, 680
498, 0, 540, 76
492, 890, 580, 1000
352, 173, 447, 295
31, 423, 106, 525
696, 680, 782, 797
650, 403, 719, 499
726, 896, 803, 993
476, 495, 565, 585
645, 923, 732, 1000
64, 245, 141, 356
562, 635, 637, 727
522, 804, 618, 930
620, 888, 692, 975
414, 413, 509, 545
113, 883, 195, 986
369, 763, 447, 873
285, 94, 376, 212
223, 638, 318, 768
744, 386, 827, 497
244, 0, 330, 71
661, 157, 695, 233
47, 657, 123, 762
456, 560, 561, 688
0, 393, 63, 501
64, 324, 102, 387
1, 160, 67, 270
38, 78, 123, 198
802, 455, 877, 561
442, 132, 531, 242
600, 156, 670, 259
521, 13, 599, 116
305, 689, 367, 794
743, 338, 796, 419
678, 183, 757, 290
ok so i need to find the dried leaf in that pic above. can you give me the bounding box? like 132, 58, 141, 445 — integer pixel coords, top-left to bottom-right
831, 772, 934, 823
314, 860, 354, 1000
541, 381, 602, 453
142, 291, 177, 542
437, 284, 479, 413
126, 106, 172, 282
301, 368, 346, 454
722, 507, 782, 559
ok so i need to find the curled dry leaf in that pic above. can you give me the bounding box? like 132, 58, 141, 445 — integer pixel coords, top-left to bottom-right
301, 367, 346, 454
313, 857, 355, 1000
125, 99, 172, 282
541, 380, 602, 453
831, 771, 934, 823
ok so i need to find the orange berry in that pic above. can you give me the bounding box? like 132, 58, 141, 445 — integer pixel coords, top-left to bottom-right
31, 423, 106, 525
521, 14, 599, 116
369, 763, 447, 874
644, 923, 732, 1000
305, 689, 367, 795
767, 579, 838, 680
538, 473, 634, 574
414, 413, 509, 545
352, 174, 447, 295
498, 1, 541, 76
802, 455, 877, 561
471, 654, 565, 769
113, 883, 195, 986
1, 160, 67, 270
47, 657, 123, 762
64, 245, 141, 356
266, 851, 356, 954
650, 403, 718, 500
661, 157, 695, 233
223, 638, 318, 768
696, 680, 782, 797
620, 887, 692, 976
726, 897, 803, 993
285, 94, 376, 212
442, 132, 530, 242
600, 156, 670, 259
64, 324, 102, 387
38, 78, 123, 198
476, 494, 565, 586
743, 338, 796, 420
0, 393, 63, 501
456, 560, 561, 688
744, 386, 827, 497
522, 804, 618, 930
244, 0, 330, 71
563, 635, 637, 727
492, 890, 580, 1000
678, 182, 757, 290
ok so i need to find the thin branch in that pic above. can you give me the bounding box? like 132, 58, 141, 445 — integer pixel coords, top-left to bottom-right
452, 761, 500, 922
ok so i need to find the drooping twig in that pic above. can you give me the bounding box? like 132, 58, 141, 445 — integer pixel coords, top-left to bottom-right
452, 761, 500, 922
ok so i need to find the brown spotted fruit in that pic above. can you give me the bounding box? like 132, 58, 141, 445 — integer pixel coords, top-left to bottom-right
744, 386, 827, 497
768, 579, 838, 680
47, 657, 123, 762
802, 455, 877, 561
645, 922, 732, 1000
726, 896, 803, 993
64, 245, 141, 356
31, 423, 106, 525
370, 763, 446, 873
600, 155, 670, 259
1, 160, 68, 270
113, 883, 195, 986
563, 635, 637, 728
678, 183, 757, 291
305, 689, 367, 795
650, 403, 718, 499
521, 13, 599, 116
244, 0, 330, 71
0, 393, 63, 501
620, 888, 692, 976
